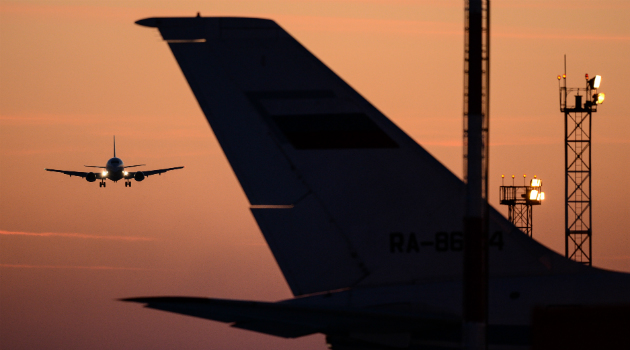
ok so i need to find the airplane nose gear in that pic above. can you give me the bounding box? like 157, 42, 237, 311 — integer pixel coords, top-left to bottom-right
125, 181, 132, 187
99, 181, 106, 187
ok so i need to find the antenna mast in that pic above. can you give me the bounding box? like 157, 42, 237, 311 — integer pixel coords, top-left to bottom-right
462, 0, 490, 348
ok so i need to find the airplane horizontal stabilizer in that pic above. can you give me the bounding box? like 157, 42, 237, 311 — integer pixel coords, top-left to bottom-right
121, 296, 459, 339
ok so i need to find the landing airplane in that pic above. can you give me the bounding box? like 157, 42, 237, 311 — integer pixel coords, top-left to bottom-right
127, 17, 630, 349
45, 137, 183, 187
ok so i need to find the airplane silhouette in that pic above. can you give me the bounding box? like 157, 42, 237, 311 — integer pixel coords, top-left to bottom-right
45, 136, 183, 187
126, 16, 630, 349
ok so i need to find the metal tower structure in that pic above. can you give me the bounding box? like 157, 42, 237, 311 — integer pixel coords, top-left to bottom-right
462, 0, 490, 349
558, 59, 605, 266
499, 175, 544, 237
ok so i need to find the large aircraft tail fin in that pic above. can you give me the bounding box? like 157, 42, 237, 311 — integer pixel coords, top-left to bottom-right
137, 17, 585, 296
113, 135, 116, 158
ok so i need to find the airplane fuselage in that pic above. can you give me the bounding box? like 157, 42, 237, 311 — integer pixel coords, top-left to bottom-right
103, 157, 128, 182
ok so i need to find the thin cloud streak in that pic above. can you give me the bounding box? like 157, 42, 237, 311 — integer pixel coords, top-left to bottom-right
493, 0, 630, 11
1, 148, 76, 157
0, 114, 102, 126
273, 15, 629, 42
0, 263, 165, 271
494, 31, 630, 42
418, 138, 563, 147
598, 256, 630, 261
93, 128, 209, 141
418, 140, 462, 147
0, 230, 156, 242
0, 113, 160, 127
0, 2, 148, 22
277, 15, 463, 36
3, 3, 626, 42
320, 0, 630, 11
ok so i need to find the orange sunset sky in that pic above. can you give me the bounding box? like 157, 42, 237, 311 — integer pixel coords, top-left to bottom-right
1, 1, 629, 349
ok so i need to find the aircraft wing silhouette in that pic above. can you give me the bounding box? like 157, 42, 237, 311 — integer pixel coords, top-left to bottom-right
130, 166, 184, 177
45, 168, 105, 179
122, 296, 459, 340
45, 167, 184, 180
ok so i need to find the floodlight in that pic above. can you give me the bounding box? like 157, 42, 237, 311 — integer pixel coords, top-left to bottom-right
540, 192, 545, 200
594, 93, 605, 104
530, 178, 542, 187
529, 189, 539, 200
589, 75, 602, 89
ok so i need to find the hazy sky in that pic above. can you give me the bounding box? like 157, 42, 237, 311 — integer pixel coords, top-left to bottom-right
1, 1, 629, 349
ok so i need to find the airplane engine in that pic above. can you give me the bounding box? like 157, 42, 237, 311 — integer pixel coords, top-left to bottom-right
86, 172, 97, 182
134, 171, 145, 182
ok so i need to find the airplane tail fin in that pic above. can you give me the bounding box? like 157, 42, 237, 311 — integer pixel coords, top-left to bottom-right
137, 17, 585, 296
113, 135, 116, 158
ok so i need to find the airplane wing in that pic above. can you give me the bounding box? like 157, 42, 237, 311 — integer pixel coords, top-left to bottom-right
45, 168, 104, 179
121, 296, 459, 340
130, 166, 184, 177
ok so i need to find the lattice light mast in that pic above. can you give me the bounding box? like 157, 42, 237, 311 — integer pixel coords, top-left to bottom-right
500, 175, 545, 237
558, 59, 605, 266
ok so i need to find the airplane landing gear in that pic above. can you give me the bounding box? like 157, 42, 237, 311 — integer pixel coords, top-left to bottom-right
125, 181, 131, 187
100, 181, 106, 187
